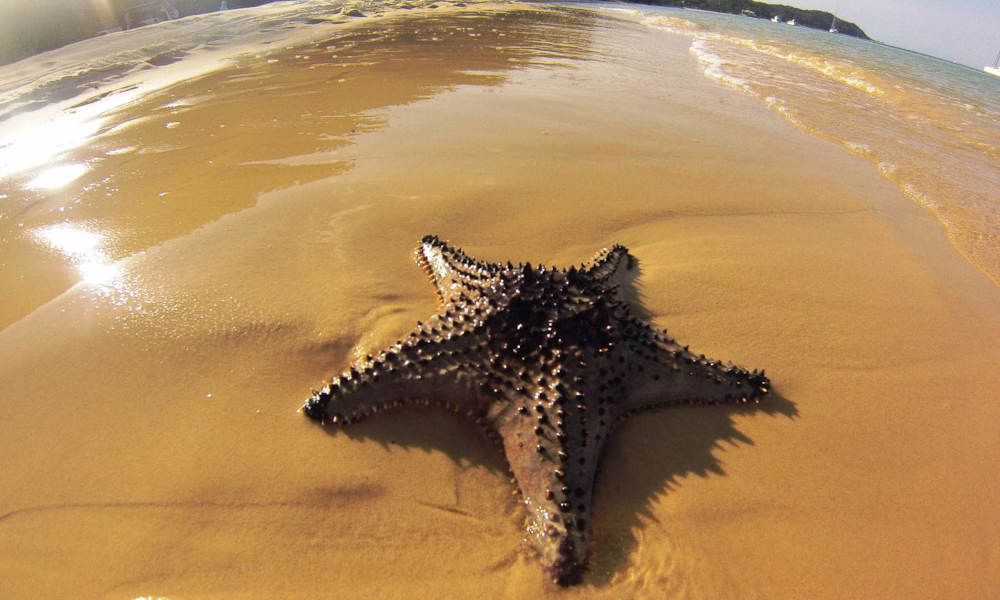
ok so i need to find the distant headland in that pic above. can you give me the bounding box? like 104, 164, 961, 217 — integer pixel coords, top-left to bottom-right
627, 1, 870, 39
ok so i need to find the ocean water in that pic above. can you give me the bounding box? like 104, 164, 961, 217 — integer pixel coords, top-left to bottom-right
596, 2, 1000, 285
0, 0, 998, 285
0, 1, 385, 181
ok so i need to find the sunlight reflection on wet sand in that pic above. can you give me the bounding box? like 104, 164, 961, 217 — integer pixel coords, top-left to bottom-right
32, 222, 122, 287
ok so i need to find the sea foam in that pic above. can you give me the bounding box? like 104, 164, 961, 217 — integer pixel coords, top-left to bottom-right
613, 2, 1000, 284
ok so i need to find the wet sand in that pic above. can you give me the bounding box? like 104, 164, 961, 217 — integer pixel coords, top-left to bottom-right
1, 4, 998, 598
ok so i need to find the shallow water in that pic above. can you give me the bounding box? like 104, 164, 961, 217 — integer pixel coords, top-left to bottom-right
600, 2, 1000, 285
0, 2, 998, 598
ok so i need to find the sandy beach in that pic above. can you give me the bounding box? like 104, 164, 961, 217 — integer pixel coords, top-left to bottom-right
1, 3, 998, 598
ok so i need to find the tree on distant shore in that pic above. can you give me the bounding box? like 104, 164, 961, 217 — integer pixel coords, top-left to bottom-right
637, 0, 869, 38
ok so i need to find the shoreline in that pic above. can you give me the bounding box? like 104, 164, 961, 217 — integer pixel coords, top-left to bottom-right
609, 3, 1000, 289
0, 0, 528, 331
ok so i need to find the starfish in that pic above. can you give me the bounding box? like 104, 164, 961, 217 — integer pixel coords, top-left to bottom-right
303, 235, 770, 585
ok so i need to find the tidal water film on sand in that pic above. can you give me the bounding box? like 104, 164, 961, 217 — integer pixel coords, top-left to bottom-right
0, 2, 998, 598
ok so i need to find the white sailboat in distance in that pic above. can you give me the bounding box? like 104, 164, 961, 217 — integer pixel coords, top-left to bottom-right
986, 49, 1000, 77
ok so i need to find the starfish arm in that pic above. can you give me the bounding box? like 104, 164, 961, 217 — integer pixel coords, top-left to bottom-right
620, 323, 770, 412
493, 370, 606, 586
581, 244, 635, 287
302, 325, 491, 425
416, 234, 499, 306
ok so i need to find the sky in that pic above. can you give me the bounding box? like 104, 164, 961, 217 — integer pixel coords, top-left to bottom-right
784, 0, 1000, 69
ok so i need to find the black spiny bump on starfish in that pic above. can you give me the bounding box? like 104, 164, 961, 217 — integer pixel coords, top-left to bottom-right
302, 235, 771, 586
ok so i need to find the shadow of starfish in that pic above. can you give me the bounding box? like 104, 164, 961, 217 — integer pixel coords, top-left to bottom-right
318, 388, 796, 586
586, 392, 797, 584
